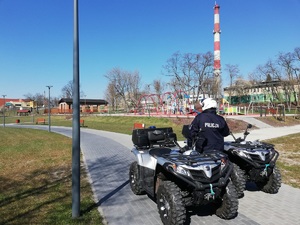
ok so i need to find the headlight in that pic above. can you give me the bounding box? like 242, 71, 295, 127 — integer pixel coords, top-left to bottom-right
170, 164, 192, 177
235, 149, 251, 159
220, 157, 228, 170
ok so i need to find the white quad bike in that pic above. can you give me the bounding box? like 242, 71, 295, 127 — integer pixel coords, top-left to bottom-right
224, 124, 282, 198
129, 127, 238, 225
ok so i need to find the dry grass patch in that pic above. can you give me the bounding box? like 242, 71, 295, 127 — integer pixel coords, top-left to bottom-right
266, 133, 300, 188
256, 116, 300, 127
0, 128, 102, 225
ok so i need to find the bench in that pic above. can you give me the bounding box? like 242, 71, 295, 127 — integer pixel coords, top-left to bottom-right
36, 118, 46, 124
133, 123, 145, 129
80, 119, 85, 127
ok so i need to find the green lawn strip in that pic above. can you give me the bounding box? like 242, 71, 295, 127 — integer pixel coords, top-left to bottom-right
1, 115, 191, 140
0, 128, 103, 224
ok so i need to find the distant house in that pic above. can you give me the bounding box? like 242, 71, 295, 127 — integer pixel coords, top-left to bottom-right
0, 98, 35, 110
58, 98, 109, 114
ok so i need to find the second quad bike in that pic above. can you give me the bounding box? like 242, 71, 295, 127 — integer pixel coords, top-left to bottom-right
129, 126, 238, 225
224, 124, 282, 197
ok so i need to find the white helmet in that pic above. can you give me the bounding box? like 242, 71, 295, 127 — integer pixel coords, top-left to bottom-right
201, 98, 217, 111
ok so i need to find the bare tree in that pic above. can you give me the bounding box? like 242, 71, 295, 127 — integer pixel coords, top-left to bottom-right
277, 52, 297, 108
61, 80, 85, 99
193, 52, 214, 99
23, 93, 45, 107
153, 79, 165, 96
104, 68, 142, 112
163, 51, 214, 102
61, 80, 73, 98
225, 64, 240, 104
163, 52, 186, 92
252, 60, 283, 103
227, 46, 300, 107
292, 47, 300, 106
105, 82, 119, 111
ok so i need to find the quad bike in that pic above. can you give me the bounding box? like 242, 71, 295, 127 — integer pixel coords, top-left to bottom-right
129, 126, 238, 225
224, 124, 282, 197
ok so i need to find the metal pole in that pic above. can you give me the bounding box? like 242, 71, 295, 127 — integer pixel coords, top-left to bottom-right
2, 95, 6, 127
72, 0, 80, 218
46, 86, 52, 132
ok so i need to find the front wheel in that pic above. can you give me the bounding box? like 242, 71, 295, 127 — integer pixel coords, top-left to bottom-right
215, 180, 239, 220
256, 166, 282, 194
156, 180, 186, 225
129, 162, 145, 195
230, 163, 247, 198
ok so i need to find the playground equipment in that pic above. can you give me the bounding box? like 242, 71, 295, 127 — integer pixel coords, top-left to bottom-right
135, 90, 192, 116
222, 103, 246, 115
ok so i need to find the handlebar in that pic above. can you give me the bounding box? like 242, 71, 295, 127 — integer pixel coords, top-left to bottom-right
230, 123, 252, 143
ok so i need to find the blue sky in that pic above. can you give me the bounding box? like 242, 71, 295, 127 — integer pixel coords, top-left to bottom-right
0, 0, 299, 99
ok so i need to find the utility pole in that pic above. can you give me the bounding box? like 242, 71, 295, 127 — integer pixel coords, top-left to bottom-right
46, 86, 53, 132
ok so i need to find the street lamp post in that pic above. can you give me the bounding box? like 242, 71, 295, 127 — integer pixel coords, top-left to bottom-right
2, 95, 6, 127
46, 86, 53, 132
72, 0, 81, 218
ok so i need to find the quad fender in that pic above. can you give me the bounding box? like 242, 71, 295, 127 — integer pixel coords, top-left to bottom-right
131, 148, 157, 170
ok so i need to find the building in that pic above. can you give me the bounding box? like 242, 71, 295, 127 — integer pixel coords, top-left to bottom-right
0, 98, 36, 110
223, 80, 299, 105
58, 98, 108, 114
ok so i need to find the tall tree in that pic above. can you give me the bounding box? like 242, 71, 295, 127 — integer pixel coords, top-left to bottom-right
163, 51, 214, 102
153, 79, 164, 96
61, 80, 85, 99
225, 64, 240, 104
105, 82, 119, 111
293, 47, 300, 105
193, 52, 214, 100
104, 68, 142, 112
61, 80, 73, 98
277, 52, 296, 108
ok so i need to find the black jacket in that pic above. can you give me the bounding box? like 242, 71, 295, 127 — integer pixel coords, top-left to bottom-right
189, 108, 230, 152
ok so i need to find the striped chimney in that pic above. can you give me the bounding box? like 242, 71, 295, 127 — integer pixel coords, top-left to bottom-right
213, 3, 221, 77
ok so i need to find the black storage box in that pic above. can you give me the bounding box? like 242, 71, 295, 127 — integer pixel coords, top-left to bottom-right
132, 127, 174, 148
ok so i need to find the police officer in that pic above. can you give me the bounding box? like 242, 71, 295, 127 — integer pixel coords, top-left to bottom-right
189, 98, 230, 153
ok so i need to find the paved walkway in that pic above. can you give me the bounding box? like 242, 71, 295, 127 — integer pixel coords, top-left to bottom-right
8, 118, 300, 225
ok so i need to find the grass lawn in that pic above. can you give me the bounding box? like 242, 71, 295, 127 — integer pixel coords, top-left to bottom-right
0, 128, 103, 225
1, 114, 195, 140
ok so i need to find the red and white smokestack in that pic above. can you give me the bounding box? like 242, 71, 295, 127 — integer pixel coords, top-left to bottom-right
213, 3, 221, 77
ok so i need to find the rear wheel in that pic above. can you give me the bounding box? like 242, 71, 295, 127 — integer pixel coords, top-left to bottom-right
230, 163, 246, 198
215, 180, 239, 219
129, 162, 145, 195
156, 180, 186, 225
256, 166, 282, 194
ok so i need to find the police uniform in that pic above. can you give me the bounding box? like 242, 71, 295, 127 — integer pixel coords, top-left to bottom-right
189, 108, 230, 153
